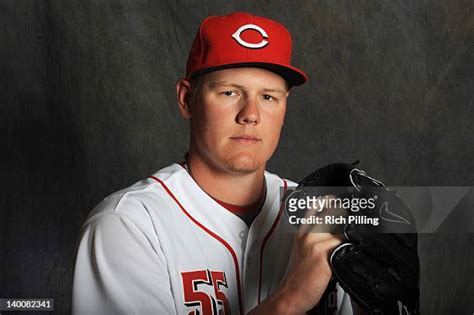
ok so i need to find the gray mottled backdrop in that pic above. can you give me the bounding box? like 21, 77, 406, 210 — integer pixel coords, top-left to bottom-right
1, 0, 473, 314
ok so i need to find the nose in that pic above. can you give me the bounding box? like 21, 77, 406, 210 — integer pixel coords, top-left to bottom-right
237, 97, 260, 125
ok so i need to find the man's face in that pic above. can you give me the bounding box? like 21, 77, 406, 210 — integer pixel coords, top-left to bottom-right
186, 67, 289, 174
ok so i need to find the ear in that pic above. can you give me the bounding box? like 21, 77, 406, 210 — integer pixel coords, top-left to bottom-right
176, 78, 192, 118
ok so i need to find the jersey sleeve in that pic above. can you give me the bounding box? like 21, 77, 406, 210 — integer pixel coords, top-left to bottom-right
71, 208, 176, 315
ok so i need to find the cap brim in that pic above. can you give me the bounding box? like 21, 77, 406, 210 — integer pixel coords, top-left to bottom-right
190, 62, 308, 87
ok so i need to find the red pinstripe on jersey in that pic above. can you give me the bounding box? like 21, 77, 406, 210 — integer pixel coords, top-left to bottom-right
257, 179, 288, 303
148, 175, 244, 315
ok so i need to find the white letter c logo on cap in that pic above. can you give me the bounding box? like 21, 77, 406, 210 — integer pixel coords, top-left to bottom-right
232, 24, 269, 49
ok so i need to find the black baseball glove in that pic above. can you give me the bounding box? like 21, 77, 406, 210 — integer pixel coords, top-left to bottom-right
297, 162, 420, 315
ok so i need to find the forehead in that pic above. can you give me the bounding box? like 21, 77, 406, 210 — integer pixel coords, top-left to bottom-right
199, 67, 288, 90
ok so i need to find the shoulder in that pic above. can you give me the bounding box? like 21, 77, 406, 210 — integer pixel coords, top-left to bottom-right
82, 163, 187, 231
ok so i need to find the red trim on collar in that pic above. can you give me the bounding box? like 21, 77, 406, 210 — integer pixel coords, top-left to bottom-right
212, 185, 266, 215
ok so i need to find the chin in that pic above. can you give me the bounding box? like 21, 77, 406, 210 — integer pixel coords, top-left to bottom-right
223, 154, 262, 174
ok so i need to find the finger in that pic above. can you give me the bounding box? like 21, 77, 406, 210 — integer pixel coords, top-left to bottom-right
316, 236, 346, 260
299, 195, 349, 235
298, 195, 329, 234
300, 232, 345, 250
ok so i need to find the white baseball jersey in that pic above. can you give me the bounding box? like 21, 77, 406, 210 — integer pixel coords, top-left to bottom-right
72, 163, 353, 314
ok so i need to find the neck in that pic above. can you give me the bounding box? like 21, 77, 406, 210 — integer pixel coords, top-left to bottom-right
186, 152, 266, 206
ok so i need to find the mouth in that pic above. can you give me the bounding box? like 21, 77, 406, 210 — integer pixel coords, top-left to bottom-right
230, 135, 261, 144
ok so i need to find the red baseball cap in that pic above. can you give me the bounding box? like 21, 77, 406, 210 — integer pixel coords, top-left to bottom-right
186, 11, 308, 87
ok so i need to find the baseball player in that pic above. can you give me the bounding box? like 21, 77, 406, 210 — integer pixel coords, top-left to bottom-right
72, 11, 357, 314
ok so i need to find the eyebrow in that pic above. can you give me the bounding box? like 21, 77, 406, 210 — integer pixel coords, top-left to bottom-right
209, 81, 287, 95
209, 81, 245, 89
262, 88, 287, 95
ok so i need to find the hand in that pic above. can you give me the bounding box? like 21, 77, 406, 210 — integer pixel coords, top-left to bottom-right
279, 232, 344, 314
250, 196, 346, 315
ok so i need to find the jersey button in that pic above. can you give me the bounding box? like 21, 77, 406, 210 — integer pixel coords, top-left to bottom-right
239, 231, 247, 239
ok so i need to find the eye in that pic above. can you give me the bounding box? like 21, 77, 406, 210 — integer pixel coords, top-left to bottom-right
221, 90, 237, 96
262, 94, 276, 101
